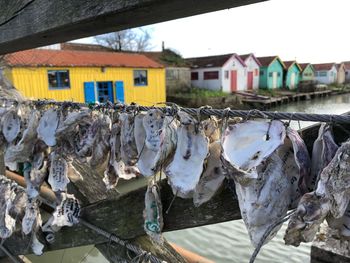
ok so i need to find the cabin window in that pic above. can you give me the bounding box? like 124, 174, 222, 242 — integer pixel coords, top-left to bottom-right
133, 70, 148, 86
203, 71, 219, 80
277, 72, 281, 77
319, 71, 327, 77
191, 72, 199, 80
269, 72, 273, 77
260, 71, 264, 76
224, 71, 229, 79
255, 69, 259, 76
346, 71, 349, 75
48, 70, 70, 89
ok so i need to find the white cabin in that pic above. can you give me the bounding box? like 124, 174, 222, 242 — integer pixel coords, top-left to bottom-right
240, 53, 260, 90
313, 63, 337, 84
187, 53, 247, 92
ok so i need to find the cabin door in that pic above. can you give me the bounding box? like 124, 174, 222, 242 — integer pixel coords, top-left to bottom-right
247, 72, 253, 90
272, 72, 278, 89
97, 81, 114, 103
230, 70, 237, 92
290, 73, 296, 89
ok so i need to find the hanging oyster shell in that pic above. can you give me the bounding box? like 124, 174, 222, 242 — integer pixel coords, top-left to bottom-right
221, 120, 285, 186
24, 161, 47, 199
22, 198, 42, 235
150, 115, 178, 175
237, 154, 290, 247
0, 176, 17, 238
1, 108, 20, 143
202, 117, 220, 143
277, 127, 311, 208
8, 185, 27, 221
37, 108, 59, 146
284, 191, 330, 246
309, 124, 338, 192
316, 140, 350, 218
51, 193, 80, 228
327, 203, 350, 239
193, 141, 225, 207
165, 112, 209, 198
120, 112, 138, 166
144, 180, 163, 244
75, 116, 98, 158
136, 110, 160, 176
31, 234, 44, 256
55, 110, 90, 137
89, 114, 111, 168
5, 110, 40, 163
48, 151, 69, 192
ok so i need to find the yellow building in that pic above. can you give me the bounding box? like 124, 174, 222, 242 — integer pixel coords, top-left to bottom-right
3, 49, 166, 106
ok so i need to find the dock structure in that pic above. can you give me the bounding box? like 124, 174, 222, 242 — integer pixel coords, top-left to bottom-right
240, 89, 332, 109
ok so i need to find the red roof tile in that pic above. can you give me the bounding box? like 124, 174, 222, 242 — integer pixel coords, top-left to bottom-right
186, 53, 246, 68
312, 63, 335, 71
283, 61, 302, 71
343, 61, 350, 70
4, 49, 163, 68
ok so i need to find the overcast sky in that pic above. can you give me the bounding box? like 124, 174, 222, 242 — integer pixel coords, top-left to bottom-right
75, 0, 350, 63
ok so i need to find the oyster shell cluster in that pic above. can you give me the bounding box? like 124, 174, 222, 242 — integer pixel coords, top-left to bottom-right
0, 102, 348, 261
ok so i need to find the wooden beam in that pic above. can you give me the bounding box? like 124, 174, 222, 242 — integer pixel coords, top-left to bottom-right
0, 0, 267, 55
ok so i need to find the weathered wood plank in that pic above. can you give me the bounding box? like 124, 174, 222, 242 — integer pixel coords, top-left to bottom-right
0, 0, 267, 55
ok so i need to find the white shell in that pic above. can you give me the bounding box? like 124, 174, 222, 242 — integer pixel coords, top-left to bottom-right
143, 109, 164, 151
89, 115, 111, 168
22, 199, 41, 235
0, 176, 17, 238
48, 151, 69, 192
151, 116, 178, 174
221, 120, 286, 173
144, 180, 163, 244
55, 110, 90, 139
165, 112, 209, 197
5, 110, 40, 163
309, 124, 338, 191
237, 154, 290, 247
31, 234, 44, 256
37, 108, 59, 146
193, 141, 225, 207
120, 113, 138, 165
51, 193, 80, 228
135, 112, 157, 176
2, 109, 20, 143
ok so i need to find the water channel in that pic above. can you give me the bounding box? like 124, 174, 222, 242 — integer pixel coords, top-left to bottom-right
27, 93, 350, 263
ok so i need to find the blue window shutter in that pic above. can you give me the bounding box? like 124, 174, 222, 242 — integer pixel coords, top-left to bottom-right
84, 82, 96, 103
107, 81, 114, 102
115, 81, 125, 103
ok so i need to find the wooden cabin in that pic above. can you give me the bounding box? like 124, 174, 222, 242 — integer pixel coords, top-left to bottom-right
2, 49, 166, 106
239, 53, 261, 90
257, 56, 286, 89
313, 63, 337, 85
299, 63, 315, 82
343, 62, 350, 83
336, 63, 346, 84
283, 61, 302, 89
187, 53, 247, 92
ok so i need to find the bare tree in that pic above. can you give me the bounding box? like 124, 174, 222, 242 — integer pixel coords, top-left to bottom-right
95, 28, 153, 52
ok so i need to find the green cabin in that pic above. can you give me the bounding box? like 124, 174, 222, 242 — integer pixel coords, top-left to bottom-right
299, 63, 315, 82
257, 56, 286, 89
283, 61, 302, 89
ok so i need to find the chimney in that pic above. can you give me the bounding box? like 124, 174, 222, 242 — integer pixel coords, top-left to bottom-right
162, 41, 165, 51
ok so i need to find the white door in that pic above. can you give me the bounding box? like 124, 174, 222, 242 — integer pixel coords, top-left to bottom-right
290, 72, 295, 89
272, 72, 278, 89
